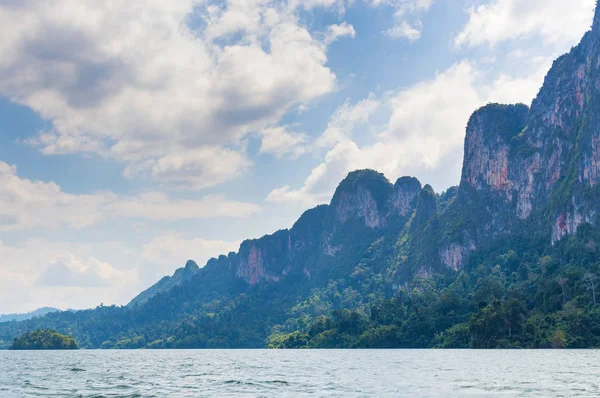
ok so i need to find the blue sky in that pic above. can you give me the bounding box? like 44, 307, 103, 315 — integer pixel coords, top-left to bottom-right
0, 0, 595, 313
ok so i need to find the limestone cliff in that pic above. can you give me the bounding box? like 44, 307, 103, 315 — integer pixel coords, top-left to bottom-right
131, 4, 600, 303
441, 3, 600, 267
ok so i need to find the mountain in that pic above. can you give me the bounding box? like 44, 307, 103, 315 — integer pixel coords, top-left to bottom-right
0, 308, 60, 323
129, 260, 200, 307
2, 5, 600, 349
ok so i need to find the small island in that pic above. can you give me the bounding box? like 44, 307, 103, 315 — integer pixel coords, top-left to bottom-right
10, 329, 78, 350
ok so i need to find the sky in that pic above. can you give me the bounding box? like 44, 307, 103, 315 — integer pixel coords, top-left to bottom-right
0, 0, 596, 314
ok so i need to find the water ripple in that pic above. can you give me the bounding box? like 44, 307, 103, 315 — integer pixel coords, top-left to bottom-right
1, 350, 600, 397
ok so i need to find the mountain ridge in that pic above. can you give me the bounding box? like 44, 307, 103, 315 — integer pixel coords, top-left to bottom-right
0, 308, 60, 323
3, 4, 600, 349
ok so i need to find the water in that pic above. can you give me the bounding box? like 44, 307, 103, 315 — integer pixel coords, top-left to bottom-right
0, 350, 599, 397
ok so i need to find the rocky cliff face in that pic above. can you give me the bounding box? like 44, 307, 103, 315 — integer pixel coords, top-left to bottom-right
450, 3, 600, 259
329, 170, 393, 229
392, 177, 422, 217
132, 170, 427, 303
232, 170, 423, 285
132, 4, 600, 304
212, 205, 329, 286
462, 104, 528, 199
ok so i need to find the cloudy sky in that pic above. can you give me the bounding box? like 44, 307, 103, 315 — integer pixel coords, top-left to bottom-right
0, 0, 595, 313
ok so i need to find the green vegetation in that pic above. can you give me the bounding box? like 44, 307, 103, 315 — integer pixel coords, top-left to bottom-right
2, 159, 600, 350
269, 223, 600, 349
2, 212, 599, 350
10, 329, 78, 350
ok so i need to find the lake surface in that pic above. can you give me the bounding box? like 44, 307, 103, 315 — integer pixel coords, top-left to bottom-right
1, 350, 599, 397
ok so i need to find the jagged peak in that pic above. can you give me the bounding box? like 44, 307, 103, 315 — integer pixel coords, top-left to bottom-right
421, 184, 436, 196
239, 229, 290, 250
417, 184, 437, 206
207, 254, 232, 266
390, 176, 422, 217
413, 184, 437, 221
331, 169, 393, 208
172, 260, 200, 278
394, 176, 421, 190
184, 260, 199, 271
291, 204, 329, 233
336, 169, 391, 190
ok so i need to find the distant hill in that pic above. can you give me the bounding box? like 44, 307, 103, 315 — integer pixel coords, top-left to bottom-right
0, 308, 60, 323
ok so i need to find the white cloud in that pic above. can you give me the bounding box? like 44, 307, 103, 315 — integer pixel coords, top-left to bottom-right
482, 57, 552, 105
325, 22, 357, 44
384, 21, 422, 41
0, 239, 138, 313
381, 61, 482, 168
0, 161, 260, 231
267, 140, 362, 205
260, 91, 379, 162
269, 59, 549, 205
455, 0, 595, 48
151, 147, 252, 190
367, 0, 432, 13
111, 193, 260, 222
372, 0, 433, 41
315, 93, 380, 148
259, 125, 309, 158
0, 161, 106, 231
37, 253, 128, 288
0, 234, 242, 313
267, 92, 380, 204
289, 0, 349, 12
0, 0, 339, 189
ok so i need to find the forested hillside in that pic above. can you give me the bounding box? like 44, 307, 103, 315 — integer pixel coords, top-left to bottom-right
2, 4, 600, 350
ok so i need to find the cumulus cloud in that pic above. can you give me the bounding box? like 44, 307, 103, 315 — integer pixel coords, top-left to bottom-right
151, 147, 252, 190
0, 234, 244, 313
325, 22, 357, 44
268, 59, 549, 205
0, 239, 138, 312
455, 0, 595, 48
0, 0, 340, 189
384, 21, 423, 41
259, 125, 309, 158
289, 0, 349, 12
37, 253, 127, 288
0, 161, 260, 231
371, 0, 434, 41
267, 140, 363, 205
315, 93, 380, 148
111, 193, 260, 221
267, 92, 381, 203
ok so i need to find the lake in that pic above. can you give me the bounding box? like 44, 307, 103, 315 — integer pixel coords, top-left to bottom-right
0, 350, 599, 397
